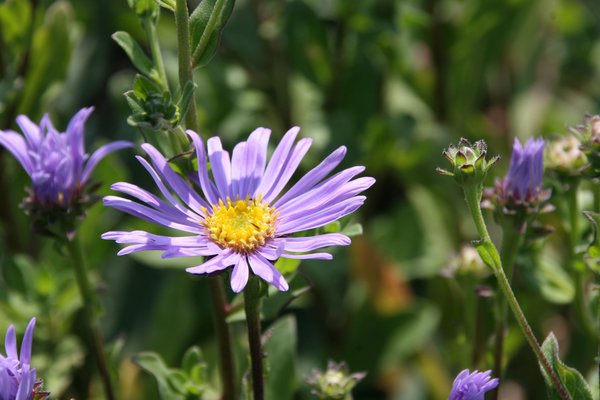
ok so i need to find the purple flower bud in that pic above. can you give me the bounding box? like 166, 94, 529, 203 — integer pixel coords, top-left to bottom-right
0, 108, 132, 209
501, 138, 544, 204
449, 369, 499, 400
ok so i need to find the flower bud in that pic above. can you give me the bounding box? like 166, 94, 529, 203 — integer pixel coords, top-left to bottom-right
306, 361, 366, 400
570, 114, 600, 177
437, 138, 499, 187
545, 136, 587, 177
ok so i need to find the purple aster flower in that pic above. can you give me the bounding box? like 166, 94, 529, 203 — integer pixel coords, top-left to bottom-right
0, 318, 39, 400
501, 138, 544, 204
449, 369, 499, 400
102, 127, 374, 292
0, 107, 132, 209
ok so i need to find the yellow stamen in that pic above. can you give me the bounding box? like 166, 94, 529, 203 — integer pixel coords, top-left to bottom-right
202, 196, 277, 253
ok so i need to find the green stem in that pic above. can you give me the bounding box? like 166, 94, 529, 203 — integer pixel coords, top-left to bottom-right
191, 0, 226, 67
174, 0, 198, 132
143, 18, 169, 90
64, 236, 115, 400
565, 184, 599, 341
208, 276, 237, 400
244, 276, 264, 400
492, 225, 522, 400
463, 186, 570, 400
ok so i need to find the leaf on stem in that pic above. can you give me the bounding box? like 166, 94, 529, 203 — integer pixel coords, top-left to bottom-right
473, 239, 501, 271
189, 0, 236, 68
540, 333, 593, 400
112, 31, 160, 82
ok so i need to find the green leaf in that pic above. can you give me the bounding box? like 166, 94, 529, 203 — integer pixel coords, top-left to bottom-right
540, 333, 594, 400
177, 80, 196, 121
155, 0, 176, 11
189, 0, 236, 68
112, 31, 159, 81
342, 222, 363, 237
263, 316, 297, 399
583, 211, 600, 275
473, 239, 501, 271
133, 352, 186, 400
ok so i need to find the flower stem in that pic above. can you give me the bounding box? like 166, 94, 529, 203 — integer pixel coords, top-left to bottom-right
143, 18, 169, 91
565, 185, 600, 343
174, 0, 198, 132
463, 185, 570, 400
191, 0, 226, 67
492, 225, 522, 400
244, 276, 264, 400
208, 276, 237, 400
64, 236, 115, 400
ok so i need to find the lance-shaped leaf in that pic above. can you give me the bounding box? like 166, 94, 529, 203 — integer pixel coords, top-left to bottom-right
189, 0, 236, 68
112, 31, 160, 82
540, 333, 593, 400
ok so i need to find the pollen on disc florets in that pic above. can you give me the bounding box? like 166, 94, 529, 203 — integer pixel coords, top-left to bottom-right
202, 195, 277, 253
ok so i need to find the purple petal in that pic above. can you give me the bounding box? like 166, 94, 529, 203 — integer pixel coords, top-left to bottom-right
103, 196, 202, 234
263, 137, 312, 202
19, 318, 35, 366
277, 196, 366, 235
255, 127, 299, 198
207, 137, 232, 199
142, 143, 208, 214
282, 233, 350, 252
186, 130, 220, 204
282, 252, 333, 260
186, 251, 240, 274
15, 368, 36, 400
66, 107, 94, 176
0, 131, 33, 175
248, 253, 289, 291
81, 140, 133, 182
4, 325, 17, 360
15, 115, 42, 149
230, 256, 249, 292
274, 146, 346, 207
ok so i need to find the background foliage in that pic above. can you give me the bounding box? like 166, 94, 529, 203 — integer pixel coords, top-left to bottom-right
1, 0, 599, 398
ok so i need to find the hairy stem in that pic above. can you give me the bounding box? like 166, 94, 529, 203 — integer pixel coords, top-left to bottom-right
463, 185, 570, 400
143, 18, 169, 90
64, 236, 115, 400
492, 225, 522, 400
174, 0, 198, 132
244, 276, 264, 400
208, 276, 237, 400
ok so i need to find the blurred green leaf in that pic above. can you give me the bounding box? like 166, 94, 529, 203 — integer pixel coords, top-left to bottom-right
134, 352, 186, 400
264, 315, 297, 399
190, 0, 236, 68
540, 333, 593, 400
533, 257, 574, 304
583, 211, 600, 275
473, 239, 501, 271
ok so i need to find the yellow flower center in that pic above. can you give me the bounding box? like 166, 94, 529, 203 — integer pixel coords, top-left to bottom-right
202, 196, 277, 253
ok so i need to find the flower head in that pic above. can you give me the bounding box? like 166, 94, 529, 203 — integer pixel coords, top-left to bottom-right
449, 369, 499, 400
0, 108, 132, 209
0, 318, 47, 400
437, 138, 499, 187
545, 136, 587, 177
0, 108, 132, 236
103, 128, 374, 292
306, 361, 366, 400
569, 114, 600, 177
501, 138, 544, 204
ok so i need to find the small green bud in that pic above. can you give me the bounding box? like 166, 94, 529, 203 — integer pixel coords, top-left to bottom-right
306, 361, 366, 400
437, 138, 499, 187
569, 114, 600, 177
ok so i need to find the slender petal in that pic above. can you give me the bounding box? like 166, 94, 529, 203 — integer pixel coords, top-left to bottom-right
0, 132, 34, 175
81, 140, 134, 182
248, 253, 288, 291
19, 319, 35, 367
207, 137, 232, 199
231, 256, 250, 292
186, 252, 240, 274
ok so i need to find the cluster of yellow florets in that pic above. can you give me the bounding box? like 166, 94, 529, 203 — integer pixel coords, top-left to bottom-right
202, 196, 277, 253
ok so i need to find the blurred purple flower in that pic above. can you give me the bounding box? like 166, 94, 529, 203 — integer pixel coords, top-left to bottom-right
449, 369, 499, 400
501, 138, 544, 204
0, 107, 132, 209
103, 128, 374, 292
0, 318, 38, 400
